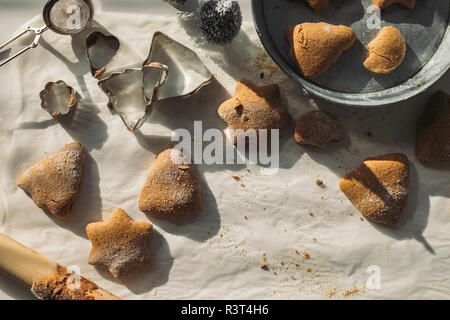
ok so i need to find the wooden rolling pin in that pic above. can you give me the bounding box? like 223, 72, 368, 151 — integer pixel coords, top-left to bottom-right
0, 233, 119, 300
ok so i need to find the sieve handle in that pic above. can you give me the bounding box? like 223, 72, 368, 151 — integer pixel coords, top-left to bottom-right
0, 25, 49, 67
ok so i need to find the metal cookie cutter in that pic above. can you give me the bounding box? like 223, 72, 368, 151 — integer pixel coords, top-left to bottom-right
98, 32, 214, 132
0, 0, 94, 67
86, 31, 121, 79
98, 63, 169, 132
40, 80, 78, 118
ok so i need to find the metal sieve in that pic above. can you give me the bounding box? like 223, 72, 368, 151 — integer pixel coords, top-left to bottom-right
0, 0, 94, 67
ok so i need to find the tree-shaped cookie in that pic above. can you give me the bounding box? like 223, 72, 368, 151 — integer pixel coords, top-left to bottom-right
86, 208, 153, 279
218, 79, 291, 143
286, 23, 356, 79
139, 148, 202, 220
339, 153, 410, 227
17, 142, 85, 218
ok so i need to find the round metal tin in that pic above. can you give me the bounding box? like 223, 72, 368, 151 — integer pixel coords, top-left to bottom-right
251, 0, 450, 106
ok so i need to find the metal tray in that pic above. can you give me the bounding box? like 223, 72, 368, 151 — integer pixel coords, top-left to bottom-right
251, 0, 450, 106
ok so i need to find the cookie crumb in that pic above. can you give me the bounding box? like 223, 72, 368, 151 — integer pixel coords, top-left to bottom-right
315, 179, 324, 186
342, 286, 360, 296
303, 251, 310, 259
260, 264, 268, 270
326, 288, 337, 297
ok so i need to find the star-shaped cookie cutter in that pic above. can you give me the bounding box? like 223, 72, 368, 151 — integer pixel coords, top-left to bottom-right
98, 32, 213, 131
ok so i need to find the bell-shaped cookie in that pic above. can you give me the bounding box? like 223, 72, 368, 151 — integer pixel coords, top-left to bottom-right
339, 153, 410, 227
139, 148, 202, 220
286, 22, 356, 79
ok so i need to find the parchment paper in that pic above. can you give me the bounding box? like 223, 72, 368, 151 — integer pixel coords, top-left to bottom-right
0, 11, 449, 300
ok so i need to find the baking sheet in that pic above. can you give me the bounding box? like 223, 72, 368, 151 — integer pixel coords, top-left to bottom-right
0, 9, 449, 300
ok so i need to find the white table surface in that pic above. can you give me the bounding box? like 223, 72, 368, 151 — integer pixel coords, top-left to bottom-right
0, 0, 448, 300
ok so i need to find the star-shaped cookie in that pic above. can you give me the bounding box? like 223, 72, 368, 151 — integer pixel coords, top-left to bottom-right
86, 208, 153, 279
339, 153, 410, 227
218, 80, 291, 142
17, 142, 85, 218
139, 148, 202, 219
373, 0, 416, 10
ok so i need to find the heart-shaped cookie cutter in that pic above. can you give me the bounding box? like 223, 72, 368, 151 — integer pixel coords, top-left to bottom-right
86, 31, 121, 79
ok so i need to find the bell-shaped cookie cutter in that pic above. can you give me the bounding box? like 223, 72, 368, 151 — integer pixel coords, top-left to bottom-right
98, 31, 213, 131
40, 80, 78, 118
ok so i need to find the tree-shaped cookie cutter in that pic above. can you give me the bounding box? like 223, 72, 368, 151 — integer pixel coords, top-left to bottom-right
98, 32, 214, 131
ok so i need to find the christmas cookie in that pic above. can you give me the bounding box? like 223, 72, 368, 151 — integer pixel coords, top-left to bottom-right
86, 208, 153, 279
294, 111, 344, 148
139, 148, 202, 219
218, 80, 291, 142
373, 0, 415, 10
364, 26, 406, 74
304, 0, 329, 12
416, 91, 450, 163
339, 153, 410, 227
17, 142, 85, 218
286, 22, 356, 78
